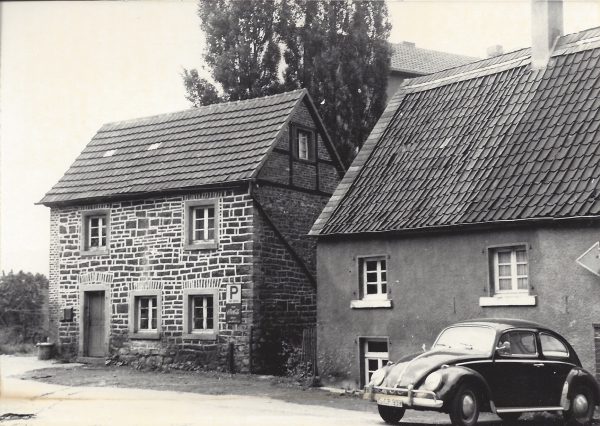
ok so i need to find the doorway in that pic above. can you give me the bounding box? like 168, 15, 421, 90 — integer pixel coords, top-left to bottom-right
83, 291, 106, 357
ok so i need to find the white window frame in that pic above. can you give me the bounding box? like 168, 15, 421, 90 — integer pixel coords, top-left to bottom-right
480, 243, 536, 307
362, 338, 389, 387
361, 257, 388, 301
129, 289, 161, 340
298, 131, 309, 160
183, 288, 218, 340
192, 206, 215, 243
81, 209, 110, 256
137, 296, 158, 331
493, 246, 528, 294
184, 199, 219, 250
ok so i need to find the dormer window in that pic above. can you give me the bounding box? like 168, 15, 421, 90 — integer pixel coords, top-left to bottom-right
292, 125, 315, 162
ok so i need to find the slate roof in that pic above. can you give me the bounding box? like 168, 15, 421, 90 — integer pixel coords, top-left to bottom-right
40, 89, 310, 205
390, 42, 479, 75
311, 27, 600, 236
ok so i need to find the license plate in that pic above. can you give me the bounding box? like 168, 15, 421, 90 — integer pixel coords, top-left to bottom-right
378, 398, 403, 408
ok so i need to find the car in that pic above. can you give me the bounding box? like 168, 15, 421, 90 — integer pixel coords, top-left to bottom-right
365, 318, 600, 426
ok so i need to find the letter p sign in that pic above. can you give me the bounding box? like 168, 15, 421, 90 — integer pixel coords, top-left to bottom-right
227, 284, 241, 304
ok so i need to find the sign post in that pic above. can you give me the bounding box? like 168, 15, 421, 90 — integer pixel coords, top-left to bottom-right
226, 284, 242, 324
576, 242, 600, 277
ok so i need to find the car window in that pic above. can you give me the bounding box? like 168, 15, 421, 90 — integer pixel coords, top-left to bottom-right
540, 333, 569, 358
497, 331, 537, 357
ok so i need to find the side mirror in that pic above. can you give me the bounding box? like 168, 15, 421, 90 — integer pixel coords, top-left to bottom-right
496, 341, 511, 355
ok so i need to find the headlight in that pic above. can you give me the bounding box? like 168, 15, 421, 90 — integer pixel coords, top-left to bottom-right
369, 368, 387, 386
423, 371, 443, 391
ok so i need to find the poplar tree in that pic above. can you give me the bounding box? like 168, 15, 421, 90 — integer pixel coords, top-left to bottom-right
182, 0, 391, 165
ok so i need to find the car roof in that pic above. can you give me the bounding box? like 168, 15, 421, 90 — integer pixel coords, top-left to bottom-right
453, 318, 551, 332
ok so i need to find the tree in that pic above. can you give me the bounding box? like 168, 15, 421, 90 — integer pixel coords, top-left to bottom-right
183, 0, 391, 165
0, 271, 48, 342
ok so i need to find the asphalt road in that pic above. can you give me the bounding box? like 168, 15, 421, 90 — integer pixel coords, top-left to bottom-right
0, 356, 563, 426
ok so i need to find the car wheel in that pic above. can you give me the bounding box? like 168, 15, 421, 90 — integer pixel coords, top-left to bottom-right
449, 384, 480, 426
377, 405, 405, 424
564, 385, 595, 425
497, 412, 521, 423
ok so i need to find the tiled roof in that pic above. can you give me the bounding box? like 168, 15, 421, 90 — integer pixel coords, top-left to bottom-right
312, 28, 600, 236
40, 90, 308, 205
390, 42, 479, 75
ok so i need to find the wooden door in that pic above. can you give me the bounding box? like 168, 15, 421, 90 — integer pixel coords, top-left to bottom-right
85, 291, 105, 357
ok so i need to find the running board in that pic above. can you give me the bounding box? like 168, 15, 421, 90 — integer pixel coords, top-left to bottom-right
496, 407, 564, 413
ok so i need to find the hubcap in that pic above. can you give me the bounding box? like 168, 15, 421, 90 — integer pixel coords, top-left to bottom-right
573, 394, 589, 417
462, 394, 475, 419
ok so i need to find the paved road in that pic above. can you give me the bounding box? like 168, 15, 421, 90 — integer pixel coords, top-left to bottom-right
0, 356, 507, 426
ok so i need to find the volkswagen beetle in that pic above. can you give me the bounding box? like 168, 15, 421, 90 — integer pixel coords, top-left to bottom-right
366, 319, 599, 425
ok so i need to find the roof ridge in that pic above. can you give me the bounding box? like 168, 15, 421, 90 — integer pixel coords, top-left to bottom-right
390, 41, 480, 60
100, 88, 307, 128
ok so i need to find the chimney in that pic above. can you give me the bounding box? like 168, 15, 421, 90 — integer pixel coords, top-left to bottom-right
402, 41, 416, 48
531, 0, 563, 69
486, 45, 504, 58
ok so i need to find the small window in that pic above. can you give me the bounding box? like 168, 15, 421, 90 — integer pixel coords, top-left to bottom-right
360, 257, 387, 300
540, 333, 569, 358
129, 290, 161, 340
184, 199, 219, 250
491, 245, 528, 294
292, 125, 315, 162
362, 338, 389, 386
183, 288, 218, 340
81, 210, 110, 255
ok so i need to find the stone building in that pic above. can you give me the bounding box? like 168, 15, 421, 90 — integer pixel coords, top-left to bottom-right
310, 3, 600, 388
39, 89, 344, 373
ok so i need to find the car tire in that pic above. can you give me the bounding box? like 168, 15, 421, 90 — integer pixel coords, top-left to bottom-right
377, 405, 405, 424
497, 412, 521, 423
449, 384, 480, 426
564, 385, 595, 425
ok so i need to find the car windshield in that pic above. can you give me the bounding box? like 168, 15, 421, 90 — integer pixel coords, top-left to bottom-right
433, 326, 496, 354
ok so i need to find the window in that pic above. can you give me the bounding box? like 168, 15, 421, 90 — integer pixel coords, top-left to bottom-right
497, 331, 537, 357
493, 246, 528, 293
184, 199, 219, 250
183, 288, 218, 340
351, 256, 392, 309
540, 333, 569, 358
81, 210, 110, 255
292, 125, 315, 162
480, 244, 536, 307
361, 338, 389, 387
129, 290, 161, 340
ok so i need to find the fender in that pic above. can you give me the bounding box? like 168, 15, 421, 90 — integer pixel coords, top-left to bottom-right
434, 366, 494, 410
560, 368, 600, 410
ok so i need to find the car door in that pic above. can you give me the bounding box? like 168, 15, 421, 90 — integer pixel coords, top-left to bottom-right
537, 332, 574, 406
491, 330, 547, 408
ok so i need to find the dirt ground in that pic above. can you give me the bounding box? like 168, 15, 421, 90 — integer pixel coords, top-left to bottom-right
18, 362, 378, 414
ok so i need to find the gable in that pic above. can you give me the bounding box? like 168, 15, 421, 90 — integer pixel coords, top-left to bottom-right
40, 90, 309, 206
313, 28, 600, 236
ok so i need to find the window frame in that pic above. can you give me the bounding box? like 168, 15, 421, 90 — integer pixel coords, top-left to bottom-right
184, 199, 219, 250
496, 330, 538, 358
359, 337, 389, 388
480, 243, 536, 307
183, 288, 219, 341
291, 124, 316, 163
128, 289, 161, 340
539, 332, 570, 359
81, 209, 110, 256
492, 245, 529, 294
351, 254, 392, 309
359, 256, 388, 301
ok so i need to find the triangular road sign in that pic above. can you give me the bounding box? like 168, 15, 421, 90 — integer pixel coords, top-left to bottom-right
576, 242, 600, 277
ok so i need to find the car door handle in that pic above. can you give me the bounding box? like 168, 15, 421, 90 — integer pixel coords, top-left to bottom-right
533, 363, 544, 367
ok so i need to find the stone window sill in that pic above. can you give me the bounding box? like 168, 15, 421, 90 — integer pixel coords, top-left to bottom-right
81, 249, 109, 257
350, 299, 392, 309
183, 332, 218, 341
479, 295, 537, 307
129, 331, 160, 340
184, 241, 218, 251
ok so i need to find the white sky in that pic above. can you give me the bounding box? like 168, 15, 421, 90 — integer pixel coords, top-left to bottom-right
1, 1, 599, 277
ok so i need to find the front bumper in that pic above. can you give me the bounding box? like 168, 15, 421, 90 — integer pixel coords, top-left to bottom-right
365, 385, 444, 409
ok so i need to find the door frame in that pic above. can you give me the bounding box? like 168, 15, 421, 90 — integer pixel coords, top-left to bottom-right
78, 284, 110, 357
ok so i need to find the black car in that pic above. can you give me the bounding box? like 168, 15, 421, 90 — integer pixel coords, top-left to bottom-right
366, 319, 599, 426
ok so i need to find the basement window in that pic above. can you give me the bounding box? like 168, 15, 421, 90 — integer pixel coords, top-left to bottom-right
81, 209, 110, 256
129, 290, 161, 340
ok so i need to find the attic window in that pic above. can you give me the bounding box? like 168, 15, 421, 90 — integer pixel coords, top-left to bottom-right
148, 143, 161, 151
103, 149, 117, 157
